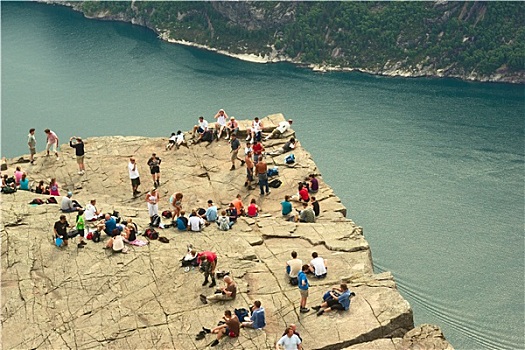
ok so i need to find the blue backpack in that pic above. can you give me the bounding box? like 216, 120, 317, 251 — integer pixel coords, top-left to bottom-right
285, 154, 295, 164
267, 167, 279, 177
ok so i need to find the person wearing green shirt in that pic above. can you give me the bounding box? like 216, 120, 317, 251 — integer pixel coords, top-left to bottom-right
76, 210, 87, 249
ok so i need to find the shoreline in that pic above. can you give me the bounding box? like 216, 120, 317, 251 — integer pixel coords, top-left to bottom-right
44, 1, 524, 84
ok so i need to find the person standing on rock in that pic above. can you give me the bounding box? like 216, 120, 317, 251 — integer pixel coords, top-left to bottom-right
44, 128, 59, 160
69, 137, 85, 175
128, 157, 141, 197
147, 153, 161, 188
27, 128, 36, 164
298, 264, 310, 313
255, 155, 270, 196
229, 134, 244, 170
145, 188, 160, 225
252, 139, 264, 164
245, 150, 254, 187
198, 250, 218, 288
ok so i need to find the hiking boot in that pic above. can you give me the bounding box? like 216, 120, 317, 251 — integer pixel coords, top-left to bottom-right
195, 333, 206, 341
312, 305, 321, 311
244, 181, 248, 187
208, 281, 216, 288
199, 295, 208, 304
202, 280, 209, 286
202, 327, 211, 334
80, 241, 87, 245
211, 339, 219, 347
77, 243, 84, 248
300, 307, 310, 313
266, 191, 271, 195
230, 165, 235, 171
316, 309, 324, 316
245, 135, 251, 141
240, 160, 245, 166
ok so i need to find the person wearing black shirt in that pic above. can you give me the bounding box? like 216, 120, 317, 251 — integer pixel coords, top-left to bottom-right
69, 137, 85, 175
53, 215, 70, 247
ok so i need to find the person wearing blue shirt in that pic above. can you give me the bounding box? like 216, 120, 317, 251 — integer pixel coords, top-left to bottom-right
297, 265, 310, 313
204, 200, 218, 222
177, 211, 188, 231
281, 195, 292, 217
241, 300, 266, 329
312, 283, 355, 316
104, 214, 119, 236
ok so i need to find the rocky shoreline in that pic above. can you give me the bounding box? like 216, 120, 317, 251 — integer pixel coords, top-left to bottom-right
41, 1, 524, 84
1, 114, 453, 349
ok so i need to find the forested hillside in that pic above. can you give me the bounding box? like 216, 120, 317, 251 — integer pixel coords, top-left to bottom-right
73, 1, 524, 82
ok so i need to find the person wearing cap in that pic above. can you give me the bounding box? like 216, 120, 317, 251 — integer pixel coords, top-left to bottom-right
226, 116, 239, 140
203, 199, 218, 223
246, 117, 263, 143
60, 191, 83, 213
214, 109, 229, 140
69, 136, 85, 175
267, 137, 297, 157
265, 119, 293, 141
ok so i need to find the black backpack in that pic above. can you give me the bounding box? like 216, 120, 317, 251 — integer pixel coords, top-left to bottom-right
92, 230, 101, 243
234, 308, 249, 322
268, 179, 282, 188
151, 214, 161, 228
162, 210, 172, 219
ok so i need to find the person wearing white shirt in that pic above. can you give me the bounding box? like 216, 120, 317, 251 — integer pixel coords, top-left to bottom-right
128, 157, 141, 197
214, 109, 229, 140
309, 251, 327, 278
276, 326, 302, 350
188, 209, 205, 232
192, 116, 209, 138
85, 199, 103, 221
265, 119, 293, 140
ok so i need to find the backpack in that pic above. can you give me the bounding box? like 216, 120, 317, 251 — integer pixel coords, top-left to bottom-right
158, 236, 170, 243
92, 230, 101, 243
145, 228, 159, 240
29, 198, 45, 205
234, 308, 249, 322
46, 197, 58, 204
162, 210, 172, 219
150, 214, 161, 228
67, 229, 79, 238
285, 154, 295, 164
267, 167, 279, 177
218, 217, 230, 231
268, 179, 282, 188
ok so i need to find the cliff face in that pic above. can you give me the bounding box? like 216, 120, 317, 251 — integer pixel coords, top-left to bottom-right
1, 115, 453, 349
45, 1, 524, 83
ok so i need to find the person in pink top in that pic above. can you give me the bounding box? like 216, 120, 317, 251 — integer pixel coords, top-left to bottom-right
44, 129, 59, 160
14, 166, 24, 185
49, 178, 60, 196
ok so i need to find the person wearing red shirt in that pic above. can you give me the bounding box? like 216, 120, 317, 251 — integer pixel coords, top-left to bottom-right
252, 140, 264, 164
298, 183, 310, 202
198, 251, 218, 288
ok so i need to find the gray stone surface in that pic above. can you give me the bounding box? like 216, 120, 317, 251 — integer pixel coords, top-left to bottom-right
1, 114, 452, 349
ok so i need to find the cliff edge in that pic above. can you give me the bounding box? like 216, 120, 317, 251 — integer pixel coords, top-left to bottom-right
1, 114, 453, 349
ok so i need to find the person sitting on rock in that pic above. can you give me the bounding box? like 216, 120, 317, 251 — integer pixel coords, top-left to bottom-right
105, 232, 127, 253
14, 166, 24, 186
246, 117, 263, 143
188, 209, 205, 232
241, 300, 266, 329
246, 198, 260, 218
298, 202, 315, 223
267, 137, 297, 157
276, 326, 302, 350
60, 191, 83, 213
203, 199, 218, 223
311, 196, 320, 217
200, 275, 237, 304
122, 223, 137, 243
214, 109, 229, 140
312, 283, 356, 316
226, 203, 238, 223
281, 195, 293, 218
265, 119, 293, 141
201, 310, 240, 347
286, 251, 302, 286
226, 116, 239, 140
198, 250, 218, 288
104, 213, 120, 237
308, 174, 319, 194
176, 210, 189, 231
18, 173, 30, 191
85, 199, 103, 221
298, 182, 310, 203
35, 180, 49, 194
49, 177, 60, 196
217, 210, 234, 231
309, 252, 327, 278
231, 194, 245, 217
192, 116, 209, 139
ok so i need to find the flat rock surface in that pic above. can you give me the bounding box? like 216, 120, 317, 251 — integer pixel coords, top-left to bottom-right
1, 114, 452, 349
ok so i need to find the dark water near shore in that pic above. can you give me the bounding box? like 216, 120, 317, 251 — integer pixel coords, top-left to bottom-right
2, 3, 524, 349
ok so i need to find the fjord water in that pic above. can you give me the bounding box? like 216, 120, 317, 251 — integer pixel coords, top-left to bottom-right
2, 2, 524, 349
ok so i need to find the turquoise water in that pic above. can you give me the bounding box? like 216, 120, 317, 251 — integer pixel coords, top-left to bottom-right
2, 3, 524, 349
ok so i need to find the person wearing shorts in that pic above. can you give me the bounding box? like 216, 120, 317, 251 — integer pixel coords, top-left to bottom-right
209, 310, 240, 347
229, 134, 243, 170
312, 283, 355, 316
53, 215, 70, 247
298, 265, 310, 313
70, 137, 85, 174
147, 153, 161, 188
27, 128, 36, 164
44, 128, 59, 160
